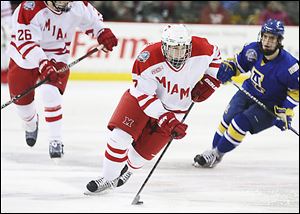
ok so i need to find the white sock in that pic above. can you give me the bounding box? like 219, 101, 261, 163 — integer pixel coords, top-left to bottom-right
102, 128, 133, 180
15, 101, 38, 132
40, 84, 62, 141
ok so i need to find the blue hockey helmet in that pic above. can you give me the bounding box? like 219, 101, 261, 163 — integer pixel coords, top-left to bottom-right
261, 19, 284, 38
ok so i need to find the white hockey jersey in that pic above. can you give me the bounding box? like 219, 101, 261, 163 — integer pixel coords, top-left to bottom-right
129, 37, 221, 119
8, 1, 105, 69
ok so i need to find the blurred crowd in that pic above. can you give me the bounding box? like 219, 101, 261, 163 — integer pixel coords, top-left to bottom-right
91, 1, 299, 25
8, 1, 299, 26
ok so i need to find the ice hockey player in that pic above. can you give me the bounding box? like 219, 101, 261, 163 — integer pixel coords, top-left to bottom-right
1, 1, 12, 83
193, 19, 299, 168
85, 24, 222, 194
7, 1, 118, 159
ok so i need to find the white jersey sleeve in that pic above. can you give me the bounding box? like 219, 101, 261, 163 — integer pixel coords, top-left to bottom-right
74, 2, 105, 38
204, 45, 222, 78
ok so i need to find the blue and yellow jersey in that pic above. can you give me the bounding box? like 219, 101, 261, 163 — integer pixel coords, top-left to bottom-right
235, 42, 299, 109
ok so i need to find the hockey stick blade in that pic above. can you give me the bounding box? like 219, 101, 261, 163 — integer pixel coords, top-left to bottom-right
131, 195, 143, 205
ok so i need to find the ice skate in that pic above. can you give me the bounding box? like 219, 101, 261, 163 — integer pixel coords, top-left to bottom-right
25, 114, 39, 147
193, 148, 223, 168
49, 140, 64, 158
85, 165, 132, 195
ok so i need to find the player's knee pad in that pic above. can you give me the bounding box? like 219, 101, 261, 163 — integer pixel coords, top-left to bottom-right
127, 145, 147, 169
108, 128, 133, 150
40, 84, 62, 106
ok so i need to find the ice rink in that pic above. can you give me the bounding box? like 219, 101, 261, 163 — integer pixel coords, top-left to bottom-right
1, 81, 299, 213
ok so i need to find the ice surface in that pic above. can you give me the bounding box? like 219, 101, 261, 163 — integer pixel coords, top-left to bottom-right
1, 82, 299, 213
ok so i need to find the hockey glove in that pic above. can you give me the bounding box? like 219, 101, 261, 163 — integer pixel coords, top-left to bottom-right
274, 105, 294, 131
157, 112, 188, 139
216, 61, 236, 84
39, 59, 59, 82
97, 28, 118, 52
192, 74, 221, 102
50, 59, 69, 79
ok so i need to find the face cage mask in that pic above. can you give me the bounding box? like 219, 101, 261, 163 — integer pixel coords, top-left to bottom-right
162, 43, 192, 69
52, 1, 72, 12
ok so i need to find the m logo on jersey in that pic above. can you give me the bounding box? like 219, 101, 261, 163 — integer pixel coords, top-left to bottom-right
245, 49, 257, 62
23, 1, 35, 10
137, 51, 150, 63
123, 116, 134, 127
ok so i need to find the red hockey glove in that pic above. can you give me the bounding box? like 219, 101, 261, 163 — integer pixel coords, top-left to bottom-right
97, 28, 118, 52
192, 74, 221, 102
157, 112, 188, 139
39, 59, 69, 82
50, 59, 69, 79
39, 59, 58, 82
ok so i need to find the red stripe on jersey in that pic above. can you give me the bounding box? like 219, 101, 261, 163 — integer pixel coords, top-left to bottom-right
22, 44, 40, 59
83, 1, 89, 7
17, 41, 35, 51
105, 151, 127, 163
209, 63, 220, 68
107, 143, 127, 155
191, 36, 214, 57
45, 115, 62, 122
137, 94, 148, 102
10, 41, 22, 55
17, 2, 47, 25
141, 97, 157, 111
45, 105, 62, 112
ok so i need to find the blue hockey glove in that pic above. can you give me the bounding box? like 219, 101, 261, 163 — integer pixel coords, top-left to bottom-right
216, 61, 237, 84
273, 106, 294, 131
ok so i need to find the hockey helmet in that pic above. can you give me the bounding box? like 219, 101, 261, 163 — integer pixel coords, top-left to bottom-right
161, 24, 192, 69
261, 18, 284, 38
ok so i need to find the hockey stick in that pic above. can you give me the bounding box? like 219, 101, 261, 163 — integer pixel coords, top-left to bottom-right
131, 102, 195, 205
1, 45, 102, 110
230, 80, 299, 136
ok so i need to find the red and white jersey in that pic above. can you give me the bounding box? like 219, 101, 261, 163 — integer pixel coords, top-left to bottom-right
8, 1, 105, 69
129, 36, 221, 119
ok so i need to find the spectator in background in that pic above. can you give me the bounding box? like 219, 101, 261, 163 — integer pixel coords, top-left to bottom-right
231, 1, 254, 24
284, 1, 299, 25
259, 1, 293, 25
173, 1, 202, 23
199, 1, 231, 24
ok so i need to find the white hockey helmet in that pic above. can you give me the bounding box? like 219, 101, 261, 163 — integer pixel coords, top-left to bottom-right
161, 24, 192, 69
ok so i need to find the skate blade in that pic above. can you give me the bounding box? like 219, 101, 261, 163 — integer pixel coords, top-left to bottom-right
83, 189, 109, 196
192, 162, 201, 168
